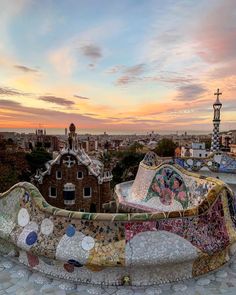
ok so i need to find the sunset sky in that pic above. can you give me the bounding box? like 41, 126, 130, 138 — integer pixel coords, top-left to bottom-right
0, 0, 236, 133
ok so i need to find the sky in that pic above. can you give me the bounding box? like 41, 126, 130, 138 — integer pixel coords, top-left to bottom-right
0, 0, 236, 134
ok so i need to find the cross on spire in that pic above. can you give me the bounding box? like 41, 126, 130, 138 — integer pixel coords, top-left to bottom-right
63, 156, 75, 168
214, 88, 222, 100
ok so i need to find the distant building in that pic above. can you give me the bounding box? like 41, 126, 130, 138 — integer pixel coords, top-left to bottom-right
181, 143, 210, 158
81, 137, 98, 153
175, 147, 181, 157
35, 129, 59, 152
221, 132, 232, 150
33, 123, 112, 212
230, 144, 236, 155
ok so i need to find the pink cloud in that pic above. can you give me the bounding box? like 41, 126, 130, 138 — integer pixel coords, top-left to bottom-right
195, 0, 236, 63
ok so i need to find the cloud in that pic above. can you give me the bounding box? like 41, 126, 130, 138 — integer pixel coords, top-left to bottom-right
208, 62, 236, 79
152, 75, 194, 85
124, 64, 146, 76
0, 99, 101, 123
38, 95, 75, 106
80, 44, 102, 61
74, 94, 90, 100
106, 65, 123, 74
112, 63, 147, 85
48, 46, 76, 76
0, 87, 28, 96
88, 63, 95, 69
195, 0, 236, 63
0, 99, 21, 107
156, 31, 183, 45
116, 75, 141, 86
175, 84, 207, 101
84, 113, 97, 116
14, 65, 38, 73
132, 119, 160, 123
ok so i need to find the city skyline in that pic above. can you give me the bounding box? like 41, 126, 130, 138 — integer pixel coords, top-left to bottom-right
0, 0, 236, 132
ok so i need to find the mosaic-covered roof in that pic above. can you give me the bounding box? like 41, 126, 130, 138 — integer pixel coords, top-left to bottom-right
34, 148, 112, 184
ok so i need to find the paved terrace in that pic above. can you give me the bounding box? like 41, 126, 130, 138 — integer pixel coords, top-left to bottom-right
0, 254, 236, 295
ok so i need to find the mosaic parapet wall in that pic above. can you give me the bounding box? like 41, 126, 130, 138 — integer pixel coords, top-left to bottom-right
0, 180, 236, 286
175, 152, 236, 173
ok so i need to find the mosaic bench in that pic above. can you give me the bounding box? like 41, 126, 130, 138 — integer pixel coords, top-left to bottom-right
115, 157, 221, 213
0, 169, 236, 286
175, 152, 236, 173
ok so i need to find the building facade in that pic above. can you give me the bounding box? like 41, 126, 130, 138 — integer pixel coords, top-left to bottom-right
180, 143, 210, 158
33, 123, 112, 212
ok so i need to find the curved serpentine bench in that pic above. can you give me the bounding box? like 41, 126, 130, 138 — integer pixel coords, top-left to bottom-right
0, 163, 236, 286
175, 152, 236, 173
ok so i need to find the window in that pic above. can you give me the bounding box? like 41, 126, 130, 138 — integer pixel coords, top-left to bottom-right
199, 153, 202, 157
77, 171, 83, 179
83, 187, 92, 198
49, 187, 57, 198
79, 208, 85, 212
56, 170, 62, 179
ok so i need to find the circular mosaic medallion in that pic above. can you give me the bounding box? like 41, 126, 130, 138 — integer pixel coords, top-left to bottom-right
41, 218, 54, 235
26, 231, 38, 246
186, 159, 193, 166
207, 161, 212, 166
81, 236, 95, 251
196, 161, 201, 167
66, 225, 76, 237
17, 208, 30, 227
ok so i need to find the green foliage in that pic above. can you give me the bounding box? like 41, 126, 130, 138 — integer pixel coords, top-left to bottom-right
128, 142, 144, 153
26, 147, 52, 173
203, 139, 211, 150
0, 151, 31, 192
0, 164, 18, 192
154, 138, 177, 157
112, 152, 144, 187
98, 152, 111, 169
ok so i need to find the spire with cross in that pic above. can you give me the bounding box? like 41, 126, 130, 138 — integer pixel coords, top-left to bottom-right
214, 88, 222, 105
211, 88, 223, 152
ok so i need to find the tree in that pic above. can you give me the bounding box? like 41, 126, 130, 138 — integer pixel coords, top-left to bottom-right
98, 152, 111, 170
112, 152, 144, 187
26, 147, 52, 173
203, 139, 211, 150
0, 151, 31, 192
128, 142, 144, 153
154, 139, 177, 157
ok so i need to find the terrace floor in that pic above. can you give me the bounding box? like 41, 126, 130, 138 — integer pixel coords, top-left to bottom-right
0, 254, 236, 295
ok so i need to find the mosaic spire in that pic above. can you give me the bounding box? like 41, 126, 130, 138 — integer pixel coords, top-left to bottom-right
210, 89, 222, 152
68, 123, 78, 150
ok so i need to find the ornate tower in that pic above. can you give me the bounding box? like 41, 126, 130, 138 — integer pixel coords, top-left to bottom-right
68, 123, 77, 150
210, 89, 222, 152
